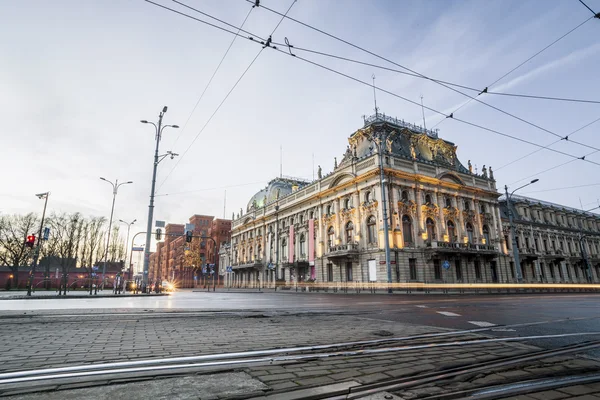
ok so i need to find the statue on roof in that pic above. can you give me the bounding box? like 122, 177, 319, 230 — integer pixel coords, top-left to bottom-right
276, 188, 281, 199
317, 165, 322, 179
489, 166, 494, 180
334, 157, 338, 169
481, 165, 488, 178
240, 207, 243, 216
386, 137, 393, 153
468, 160, 473, 173
252, 199, 257, 209
232, 212, 235, 220
353, 145, 357, 159
263, 195, 267, 207
410, 143, 416, 160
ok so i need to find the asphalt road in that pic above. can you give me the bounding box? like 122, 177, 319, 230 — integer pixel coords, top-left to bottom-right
2, 290, 599, 357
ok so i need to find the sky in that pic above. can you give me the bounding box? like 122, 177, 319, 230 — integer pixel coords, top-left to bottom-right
1, 0, 599, 249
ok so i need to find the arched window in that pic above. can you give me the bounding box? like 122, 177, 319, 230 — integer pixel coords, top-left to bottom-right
344, 198, 351, 209
402, 215, 413, 244
365, 191, 372, 203
445, 197, 452, 208
299, 214, 304, 224
426, 218, 436, 240
480, 203, 486, 214
299, 234, 306, 256
482, 225, 490, 244
447, 220, 455, 242
282, 220, 286, 229
401, 190, 409, 202
367, 216, 377, 244
281, 239, 287, 259
242, 249, 246, 263
249, 247, 253, 261
425, 194, 432, 205
464, 200, 470, 211
309, 211, 314, 219
345, 221, 354, 243
257, 244, 262, 259
327, 226, 335, 248
326, 205, 332, 215
466, 222, 474, 243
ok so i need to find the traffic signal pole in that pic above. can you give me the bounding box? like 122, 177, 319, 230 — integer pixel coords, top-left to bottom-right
27, 193, 49, 297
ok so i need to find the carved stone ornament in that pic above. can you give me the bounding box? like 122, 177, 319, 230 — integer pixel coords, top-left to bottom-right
421, 204, 439, 219
463, 210, 476, 223
480, 212, 494, 225
443, 206, 459, 220
360, 200, 378, 213
340, 207, 356, 218
398, 200, 417, 215
322, 213, 336, 226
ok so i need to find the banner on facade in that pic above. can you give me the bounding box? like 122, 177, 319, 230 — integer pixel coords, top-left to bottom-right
288, 224, 294, 263
308, 219, 315, 266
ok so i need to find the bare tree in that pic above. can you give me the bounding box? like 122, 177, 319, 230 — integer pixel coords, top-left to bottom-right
45, 212, 82, 294
0, 213, 38, 288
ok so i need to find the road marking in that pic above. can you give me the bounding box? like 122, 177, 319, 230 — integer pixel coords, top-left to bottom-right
416, 305, 429, 308
492, 328, 516, 332
437, 311, 461, 317
468, 321, 496, 327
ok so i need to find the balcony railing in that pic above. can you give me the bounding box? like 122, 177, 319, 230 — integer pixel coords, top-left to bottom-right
329, 243, 359, 253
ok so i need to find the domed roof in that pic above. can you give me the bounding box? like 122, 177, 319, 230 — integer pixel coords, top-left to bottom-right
246, 177, 307, 211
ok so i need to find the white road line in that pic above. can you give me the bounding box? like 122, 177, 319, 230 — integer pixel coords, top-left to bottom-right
437, 311, 461, 317
468, 321, 496, 327
416, 305, 429, 308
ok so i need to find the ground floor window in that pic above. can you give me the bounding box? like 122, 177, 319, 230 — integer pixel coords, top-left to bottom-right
346, 262, 353, 282
327, 263, 333, 282
509, 261, 515, 279
474, 260, 481, 280
574, 264, 579, 279
540, 263, 545, 278
549, 263, 555, 279
434, 259, 441, 280
455, 260, 462, 281
558, 264, 563, 280
281, 268, 285, 281
409, 258, 417, 280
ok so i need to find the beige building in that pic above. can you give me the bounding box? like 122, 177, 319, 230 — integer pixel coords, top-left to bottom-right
499, 195, 600, 283
228, 113, 510, 287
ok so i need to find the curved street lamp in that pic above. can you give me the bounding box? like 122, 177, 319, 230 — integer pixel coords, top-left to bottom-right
100, 178, 132, 290
505, 179, 539, 283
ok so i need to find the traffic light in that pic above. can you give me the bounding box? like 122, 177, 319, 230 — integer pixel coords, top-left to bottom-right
155, 228, 162, 241
186, 230, 192, 243
25, 234, 36, 248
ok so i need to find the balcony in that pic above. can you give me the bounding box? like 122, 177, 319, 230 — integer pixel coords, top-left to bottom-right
520, 247, 538, 259
327, 243, 359, 260
426, 241, 497, 256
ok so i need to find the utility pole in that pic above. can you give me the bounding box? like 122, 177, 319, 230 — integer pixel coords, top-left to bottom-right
26, 192, 49, 297
140, 107, 179, 291
504, 179, 539, 283
119, 219, 136, 280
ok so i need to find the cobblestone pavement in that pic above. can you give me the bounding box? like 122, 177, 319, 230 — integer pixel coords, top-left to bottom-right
1, 295, 599, 399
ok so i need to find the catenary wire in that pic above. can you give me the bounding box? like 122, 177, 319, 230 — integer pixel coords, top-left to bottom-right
578, 0, 599, 16
170, 6, 255, 150
496, 115, 600, 171
281, 45, 600, 105
154, 0, 297, 191
144, 2, 600, 170
522, 182, 600, 194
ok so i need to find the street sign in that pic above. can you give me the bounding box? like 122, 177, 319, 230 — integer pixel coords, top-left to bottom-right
132, 247, 144, 251
226, 266, 233, 273
43, 227, 50, 241
442, 260, 451, 270
92, 265, 99, 271
155, 220, 165, 228
185, 223, 195, 232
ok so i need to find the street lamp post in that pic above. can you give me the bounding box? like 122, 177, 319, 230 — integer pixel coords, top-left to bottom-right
100, 178, 132, 289
505, 179, 539, 283
369, 127, 393, 293
26, 192, 50, 297
140, 106, 179, 291
119, 219, 136, 280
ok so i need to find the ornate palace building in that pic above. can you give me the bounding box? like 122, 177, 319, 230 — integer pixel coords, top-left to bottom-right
499, 195, 600, 283
227, 113, 511, 287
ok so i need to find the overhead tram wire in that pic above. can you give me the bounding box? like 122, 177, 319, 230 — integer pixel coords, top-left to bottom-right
169, 5, 256, 150
242, 1, 598, 137
279, 45, 600, 105
146, 2, 600, 170
154, 0, 297, 191
577, 0, 600, 17
431, 15, 595, 130
496, 115, 600, 171
522, 182, 600, 194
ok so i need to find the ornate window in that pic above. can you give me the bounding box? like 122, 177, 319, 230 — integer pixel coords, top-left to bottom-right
257, 244, 262, 260
447, 220, 456, 242
345, 221, 354, 243
327, 226, 335, 248
445, 197, 452, 208
242, 249, 246, 263
480, 203, 486, 213
281, 239, 287, 259
402, 215, 413, 244
299, 234, 306, 256
367, 216, 377, 244
483, 225, 490, 244
249, 247, 253, 261
299, 214, 304, 224
344, 198, 351, 209
425, 194, 432, 205
326, 205, 332, 215
466, 222, 474, 243
426, 217, 436, 240
401, 190, 409, 202
365, 191, 372, 203
309, 211, 314, 219
464, 200, 470, 211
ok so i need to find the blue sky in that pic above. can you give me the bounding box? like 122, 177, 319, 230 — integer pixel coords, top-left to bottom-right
1, 0, 599, 246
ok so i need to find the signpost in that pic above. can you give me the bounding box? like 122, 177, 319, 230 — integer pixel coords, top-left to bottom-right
442, 260, 451, 270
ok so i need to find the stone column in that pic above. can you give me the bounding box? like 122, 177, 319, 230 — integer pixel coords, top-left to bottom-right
534, 259, 542, 282
415, 188, 424, 238
560, 261, 568, 283
334, 198, 341, 243
456, 196, 465, 241
474, 199, 483, 237
435, 192, 445, 238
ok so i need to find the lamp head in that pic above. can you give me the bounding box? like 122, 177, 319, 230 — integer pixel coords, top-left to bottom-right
140, 120, 148, 124
531, 179, 539, 183
162, 106, 168, 113
172, 125, 179, 128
